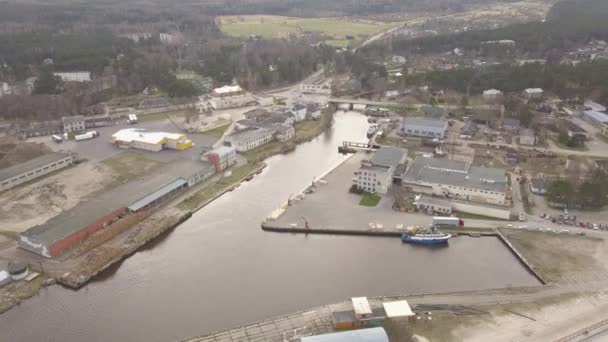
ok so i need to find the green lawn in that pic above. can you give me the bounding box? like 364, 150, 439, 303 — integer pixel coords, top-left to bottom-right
359, 193, 382, 207
217, 15, 398, 45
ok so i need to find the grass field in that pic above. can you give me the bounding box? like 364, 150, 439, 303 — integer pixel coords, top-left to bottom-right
359, 193, 381, 207
218, 15, 399, 46
200, 125, 230, 139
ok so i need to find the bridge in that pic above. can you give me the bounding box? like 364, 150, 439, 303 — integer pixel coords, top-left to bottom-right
338, 141, 381, 153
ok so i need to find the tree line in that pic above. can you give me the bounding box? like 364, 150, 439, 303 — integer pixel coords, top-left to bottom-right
546, 169, 608, 209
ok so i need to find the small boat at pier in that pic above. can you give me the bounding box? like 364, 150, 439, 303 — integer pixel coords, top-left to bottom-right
401, 226, 451, 245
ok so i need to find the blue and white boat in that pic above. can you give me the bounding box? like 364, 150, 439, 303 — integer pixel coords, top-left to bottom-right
401, 226, 451, 245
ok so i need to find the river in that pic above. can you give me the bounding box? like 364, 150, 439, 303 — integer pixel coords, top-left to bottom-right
0, 111, 539, 341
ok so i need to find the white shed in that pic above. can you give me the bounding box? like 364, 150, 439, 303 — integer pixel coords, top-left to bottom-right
352, 297, 372, 320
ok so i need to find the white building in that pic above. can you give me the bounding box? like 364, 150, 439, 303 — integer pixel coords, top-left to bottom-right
209, 85, 255, 110
400, 117, 448, 139
0, 82, 11, 97
482, 89, 502, 99
225, 127, 273, 152
159, 33, 179, 45
1, 153, 73, 191
523, 88, 544, 99
300, 83, 331, 95
354, 146, 407, 194
184, 113, 231, 133
54, 72, 91, 82
403, 156, 508, 205
204, 146, 237, 173
583, 110, 608, 126
386, 90, 399, 99
62, 115, 86, 133
112, 128, 193, 152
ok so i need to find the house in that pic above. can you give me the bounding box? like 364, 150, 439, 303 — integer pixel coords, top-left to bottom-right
402, 156, 508, 205
54, 72, 91, 82
399, 117, 448, 139
519, 128, 536, 146
204, 146, 237, 172
385, 90, 399, 100
503, 118, 521, 132
274, 125, 295, 142
460, 119, 478, 139
523, 88, 544, 99
112, 129, 193, 152
584, 99, 606, 113
291, 103, 307, 122
392, 55, 406, 64
583, 110, 608, 127
225, 127, 273, 152
62, 115, 86, 133
354, 146, 407, 194
482, 89, 502, 99
530, 177, 547, 195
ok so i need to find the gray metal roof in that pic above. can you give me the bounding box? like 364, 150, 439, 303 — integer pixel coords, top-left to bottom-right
403, 156, 507, 193
227, 127, 271, 143
371, 146, 407, 168
302, 328, 389, 342
0, 152, 71, 182
206, 145, 235, 157
520, 128, 535, 138
128, 178, 187, 212
503, 118, 520, 128
402, 117, 447, 129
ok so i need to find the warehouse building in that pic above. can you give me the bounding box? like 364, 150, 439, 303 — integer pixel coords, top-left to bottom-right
18, 160, 213, 257
300, 83, 331, 95
225, 127, 273, 152
399, 117, 448, 139
205, 146, 237, 172
583, 110, 608, 127
208, 85, 256, 110
0, 153, 73, 192
112, 128, 193, 151
403, 156, 508, 205
354, 146, 407, 194
54, 71, 91, 83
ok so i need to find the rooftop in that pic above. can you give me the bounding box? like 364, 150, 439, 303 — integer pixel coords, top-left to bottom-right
402, 117, 448, 129
128, 177, 188, 212
370, 146, 407, 168
503, 118, 521, 128
483, 89, 502, 95
584, 99, 606, 112
212, 85, 242, 95
293, 103, 307, 111
302, 328, 388, 342
584, 110, 608, 123
227, 127, 271, 142
112, 128, 186, 145
524, 88, 544, 94
520, 128, 535, 137
20, 159, 207, 246
0, 152, 71, 182
403, 156, 507, 193
62, 115, 85, 124
206, 145, 236, 157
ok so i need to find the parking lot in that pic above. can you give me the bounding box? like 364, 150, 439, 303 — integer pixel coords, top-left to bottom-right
29, 116, 217, 163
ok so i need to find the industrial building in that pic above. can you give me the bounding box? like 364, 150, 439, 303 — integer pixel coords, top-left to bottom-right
112, 128, 193, 151
414, 194, 453, 215
18, 160, 213, 258
583, 110, 608, 126
205, 146, 237, 172
54, 72, 92, 82
399, 117, 448, 139
184, 113, 231, 133
300, 83, 332, 95
584, 99, 606, 112
354, 146, 407, 194
403, 156, 508, 205
0, 153, 73, 192
225, 127, 274, 152
301, 328, 388, 342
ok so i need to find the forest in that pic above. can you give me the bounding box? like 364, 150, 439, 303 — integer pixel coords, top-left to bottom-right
362, 0, 608, 58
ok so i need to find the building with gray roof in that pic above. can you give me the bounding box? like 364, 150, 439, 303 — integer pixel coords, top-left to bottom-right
0, 152, 73, 192
225, 127, 274, 152
399, 117, 448, 139
403, 156, 508, 205
354, 146, 407, 194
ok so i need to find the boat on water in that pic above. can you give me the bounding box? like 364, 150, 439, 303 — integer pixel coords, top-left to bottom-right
401, 226, 451, 245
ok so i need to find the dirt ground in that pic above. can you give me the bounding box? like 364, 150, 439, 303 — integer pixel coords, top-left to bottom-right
0, 137, 50, 168
0, 162, 114, 234
452, 292, 608, 342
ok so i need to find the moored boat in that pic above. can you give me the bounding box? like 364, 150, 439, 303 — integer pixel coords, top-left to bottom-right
401, 226, 451, 245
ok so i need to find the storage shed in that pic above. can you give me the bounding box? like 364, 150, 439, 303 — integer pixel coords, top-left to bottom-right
352, 297, 373, 320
